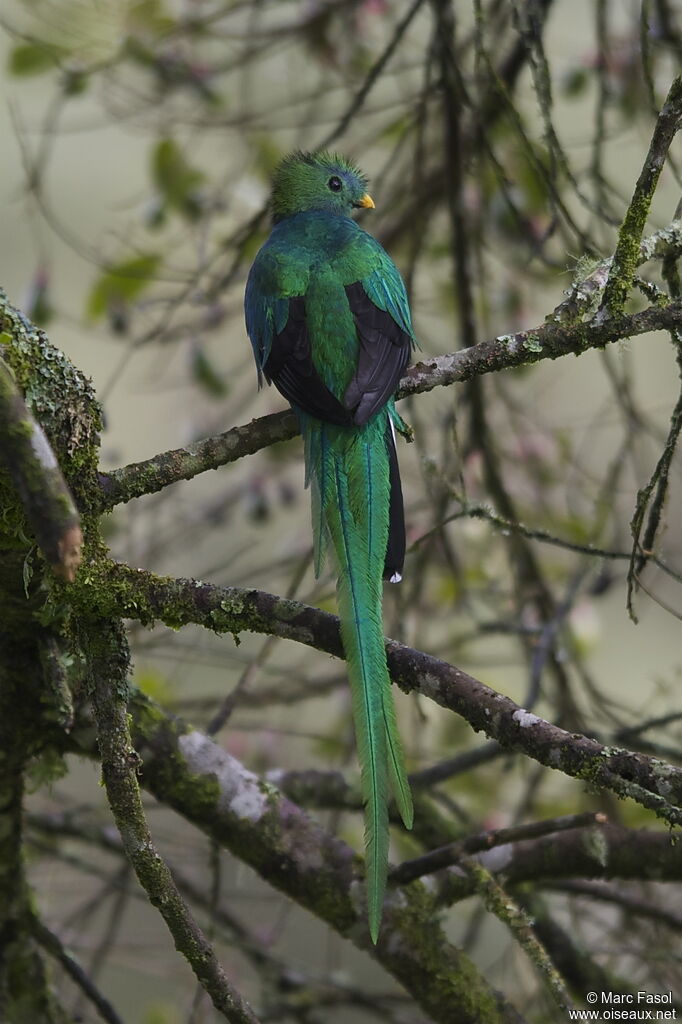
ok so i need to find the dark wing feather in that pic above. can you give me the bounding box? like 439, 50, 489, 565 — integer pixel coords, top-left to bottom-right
343, 282, 412, 426
384, 420, 406, 581
264, 297, 352, 426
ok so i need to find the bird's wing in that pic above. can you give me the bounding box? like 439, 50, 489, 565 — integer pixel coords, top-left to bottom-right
263, 295, 354, 426
341, 240, 415, 426
342, 278, 412, 426
245, 224, 415, 427
244, 254, 288, 386
245, 243, 352, 425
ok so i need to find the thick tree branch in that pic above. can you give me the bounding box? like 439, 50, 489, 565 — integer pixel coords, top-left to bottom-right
66, 689, 682, 1024
71, 559, 682, 826
98, 297, 682, 510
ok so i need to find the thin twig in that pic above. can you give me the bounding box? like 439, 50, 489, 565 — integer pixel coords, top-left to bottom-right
391, 812, 606, 884
461, 857, 574, 1014
600, 73, 682, 316
32, 917, 124, 1024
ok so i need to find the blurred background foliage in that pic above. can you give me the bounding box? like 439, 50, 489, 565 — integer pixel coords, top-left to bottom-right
2, 0, 682, 1021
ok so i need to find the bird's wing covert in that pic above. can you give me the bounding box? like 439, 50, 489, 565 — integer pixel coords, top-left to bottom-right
264, 296, 353, 425
342, 269, 413, 426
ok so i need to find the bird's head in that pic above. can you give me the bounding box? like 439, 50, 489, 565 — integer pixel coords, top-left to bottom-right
270, 150, 375, 223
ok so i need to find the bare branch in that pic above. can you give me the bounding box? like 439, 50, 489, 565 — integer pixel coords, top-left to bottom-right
32, 918, 124, 1024
391, 812, 606, 885
440, 823, 682, 903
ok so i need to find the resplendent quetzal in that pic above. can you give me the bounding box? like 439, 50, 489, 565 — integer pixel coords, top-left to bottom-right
244, 151, 415, 942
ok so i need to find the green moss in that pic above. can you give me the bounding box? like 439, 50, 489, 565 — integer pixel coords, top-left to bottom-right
132, 697, 222, 817
384, 882, 506, 1022
0, 288, 102, 497
522, 332, 543, 353
272, 596, 305, 621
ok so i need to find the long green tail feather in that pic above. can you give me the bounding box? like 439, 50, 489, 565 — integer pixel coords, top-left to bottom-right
383, 699, 414, 831
304, 411, 413, 942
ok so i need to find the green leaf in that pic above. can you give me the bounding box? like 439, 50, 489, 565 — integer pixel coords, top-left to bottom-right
563, 66, 590, 98
135, 669, 176, 707
8, 43, 59, 77
152, 138, 205, 219
252, 136, 283, 178
87, 253, 161, 320
127, 0, 175, 36
191, 345, 227, 398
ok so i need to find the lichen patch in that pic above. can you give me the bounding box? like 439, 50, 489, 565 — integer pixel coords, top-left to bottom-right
179, 730, 268, 823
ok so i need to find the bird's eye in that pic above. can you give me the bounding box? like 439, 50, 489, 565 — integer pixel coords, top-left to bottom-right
328, 176, 342, 192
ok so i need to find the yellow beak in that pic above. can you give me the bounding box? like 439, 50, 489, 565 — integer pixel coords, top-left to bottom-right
356, 192, 375, 209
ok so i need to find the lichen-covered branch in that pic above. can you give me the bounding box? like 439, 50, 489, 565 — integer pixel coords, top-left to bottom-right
550, 220, 682, 325
98, 299, 682, 509
0, 354, 81, 581
600, 74, 682, 316
0, 288, 102, 517
100, 691, 524, 1024
460, 858, 573, 1014
70, 559, 682, 826
98, 408, 297, 511
84, 617, 261, 1024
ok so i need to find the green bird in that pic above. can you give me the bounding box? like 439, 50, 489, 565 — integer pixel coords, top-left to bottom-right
245, 151, 415, 942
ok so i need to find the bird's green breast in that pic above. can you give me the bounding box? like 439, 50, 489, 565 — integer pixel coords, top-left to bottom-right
262, 212, 379, 398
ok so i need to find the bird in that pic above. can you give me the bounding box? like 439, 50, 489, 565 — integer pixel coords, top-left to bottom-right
244, 150, 415, 942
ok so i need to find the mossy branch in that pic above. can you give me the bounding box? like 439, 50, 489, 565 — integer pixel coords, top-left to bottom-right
70, 558, 682, 827
0, 355, 82, 581
98, 293, 682, 510
460, 858, 573, 1014
65, 690, 682, 1023
600, 73, 682, 316
84, 617, 261, 1024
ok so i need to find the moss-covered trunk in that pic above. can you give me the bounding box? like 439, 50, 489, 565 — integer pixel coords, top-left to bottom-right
0, 291, 102, 1022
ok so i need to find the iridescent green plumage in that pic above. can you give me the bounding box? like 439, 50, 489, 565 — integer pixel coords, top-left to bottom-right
245, 151, 415, 942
